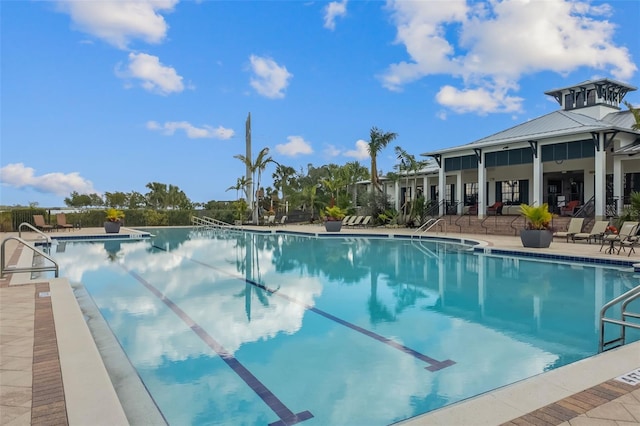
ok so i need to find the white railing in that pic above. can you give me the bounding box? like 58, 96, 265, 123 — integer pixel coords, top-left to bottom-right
411, 218, 446, 238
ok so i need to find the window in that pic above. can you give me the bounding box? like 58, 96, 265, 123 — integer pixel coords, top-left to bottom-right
464, 183, 478, 206
501, 180, 520, 204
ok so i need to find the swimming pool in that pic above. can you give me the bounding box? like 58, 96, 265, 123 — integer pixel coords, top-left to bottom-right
53, 228, 640, 425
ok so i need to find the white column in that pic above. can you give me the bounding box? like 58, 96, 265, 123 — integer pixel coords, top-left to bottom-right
439, 165, 446, 216
614, 156, 623, 216
394, 180, 400, 212
478, 154, 486, 218
594, 132, 607, 220
533, 145, 542, 205
456, 172, 463, 214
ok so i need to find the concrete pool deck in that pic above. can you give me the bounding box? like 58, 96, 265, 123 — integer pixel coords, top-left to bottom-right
1, 224, 639, 425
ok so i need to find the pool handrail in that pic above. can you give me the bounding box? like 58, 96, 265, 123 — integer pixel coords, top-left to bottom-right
412, 218, 446, 238
1, 236, 59, 278
191, 215, 242, 230
598, 283, 640, 352
18, 222, 52, 244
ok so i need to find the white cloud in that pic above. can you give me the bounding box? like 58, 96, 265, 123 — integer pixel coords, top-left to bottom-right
0, 163, 97, 196
324, 144, 342, 157
343, 140, 370, 160
248, 55, 293, 99
56, 0, 177, 49
118, 52, 185, 95
436, 85, 523, 115
324, 0, 348, 30
147, 121, 235, 139
275, 136, 313, 156
382, 0, 637, 115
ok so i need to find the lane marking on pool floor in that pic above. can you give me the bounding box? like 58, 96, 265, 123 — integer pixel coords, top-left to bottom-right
121, 265, 313, 426
152, 244, 455, 372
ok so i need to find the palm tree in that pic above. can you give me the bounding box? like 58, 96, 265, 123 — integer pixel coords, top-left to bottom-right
272, 164, 296, 208
367, 127, 397, 193
624, 101, 640, 131
395, 146, 427, 221
234, 147, 275, 224
226, 176, 253, 200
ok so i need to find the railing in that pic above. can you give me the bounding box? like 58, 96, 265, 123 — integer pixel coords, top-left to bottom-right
574, 196, 595, 218
599, 284, 640, 352
191, 215, 241, 230
1, 236, 59, 278
424, 200, 446, 219
412, 218, 446, 238
18, 222, 51, 244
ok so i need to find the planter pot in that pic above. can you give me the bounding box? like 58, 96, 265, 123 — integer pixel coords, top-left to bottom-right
520, 229, 552, 248
104, 221, 121, 234
324, 220, 342, 232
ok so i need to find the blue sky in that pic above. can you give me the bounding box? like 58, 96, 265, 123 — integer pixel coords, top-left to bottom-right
1, 0, 639, 207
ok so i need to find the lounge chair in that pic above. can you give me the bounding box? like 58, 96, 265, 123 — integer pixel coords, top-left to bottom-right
601, 221, 639, 254
553, 218, 584, 242
56, 213, 74, 231
342, 216, 352, 225
345, 216, 359, 226
33, 215, 53, 232
348, 216, 364, 227
571, 220, 608, 243
359, 216, 372, 227
560, 200, 580, 216
266, 215, 276, 226
277, 216, 287, 226
487, 202, 503, 215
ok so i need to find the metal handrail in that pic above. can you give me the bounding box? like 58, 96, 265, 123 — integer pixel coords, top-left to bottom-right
1, 236, 59, 278
18, 222, 51, 244
598, 284, 640, 352
191, 215, 242, 230
412, 218, 446, 238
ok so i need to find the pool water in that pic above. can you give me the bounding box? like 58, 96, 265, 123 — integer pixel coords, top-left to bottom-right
53, 228, 640, 425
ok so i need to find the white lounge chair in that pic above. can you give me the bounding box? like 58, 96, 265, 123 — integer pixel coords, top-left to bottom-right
571, 220, 608, 243
553, 218, 584, 242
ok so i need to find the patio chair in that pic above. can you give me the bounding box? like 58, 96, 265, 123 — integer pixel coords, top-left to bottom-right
487, 202, 503, 216
348, 216, 364, 227
359, 216, 372, 227
345, 216, 359, 226
56, 213, 74, 231
600, 221, 639, 254
553, 217, 584, 242
341, 216, 352, 225
277, 216, 287, 226
571, 220, 608, 243
560, 200, 580, 216
33, 214, 53, 232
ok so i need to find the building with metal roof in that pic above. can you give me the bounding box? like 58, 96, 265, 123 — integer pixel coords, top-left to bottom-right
417, 78, 640, 220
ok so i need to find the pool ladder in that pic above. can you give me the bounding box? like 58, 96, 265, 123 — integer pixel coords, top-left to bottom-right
411, 218, 446, 239
1, 223, 59, 278
598, 283, 640, 352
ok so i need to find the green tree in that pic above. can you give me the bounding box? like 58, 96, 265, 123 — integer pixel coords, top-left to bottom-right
624, 101, 640, 131
394, 146, 427, 221
367, 127, 397, 193
234, 147, 275, 223
127, 191, 146, 209
104, 191, 127, 208
145, 182, 168, 209
272, 164, 296, 206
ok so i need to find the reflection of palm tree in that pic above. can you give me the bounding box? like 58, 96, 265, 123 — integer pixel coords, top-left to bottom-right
368, 270, 396, 324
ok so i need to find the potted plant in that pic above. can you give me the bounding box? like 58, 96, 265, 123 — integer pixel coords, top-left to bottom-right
104, 208, 125, 233
324, 205, 346, 232
519, 203, 553, 248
